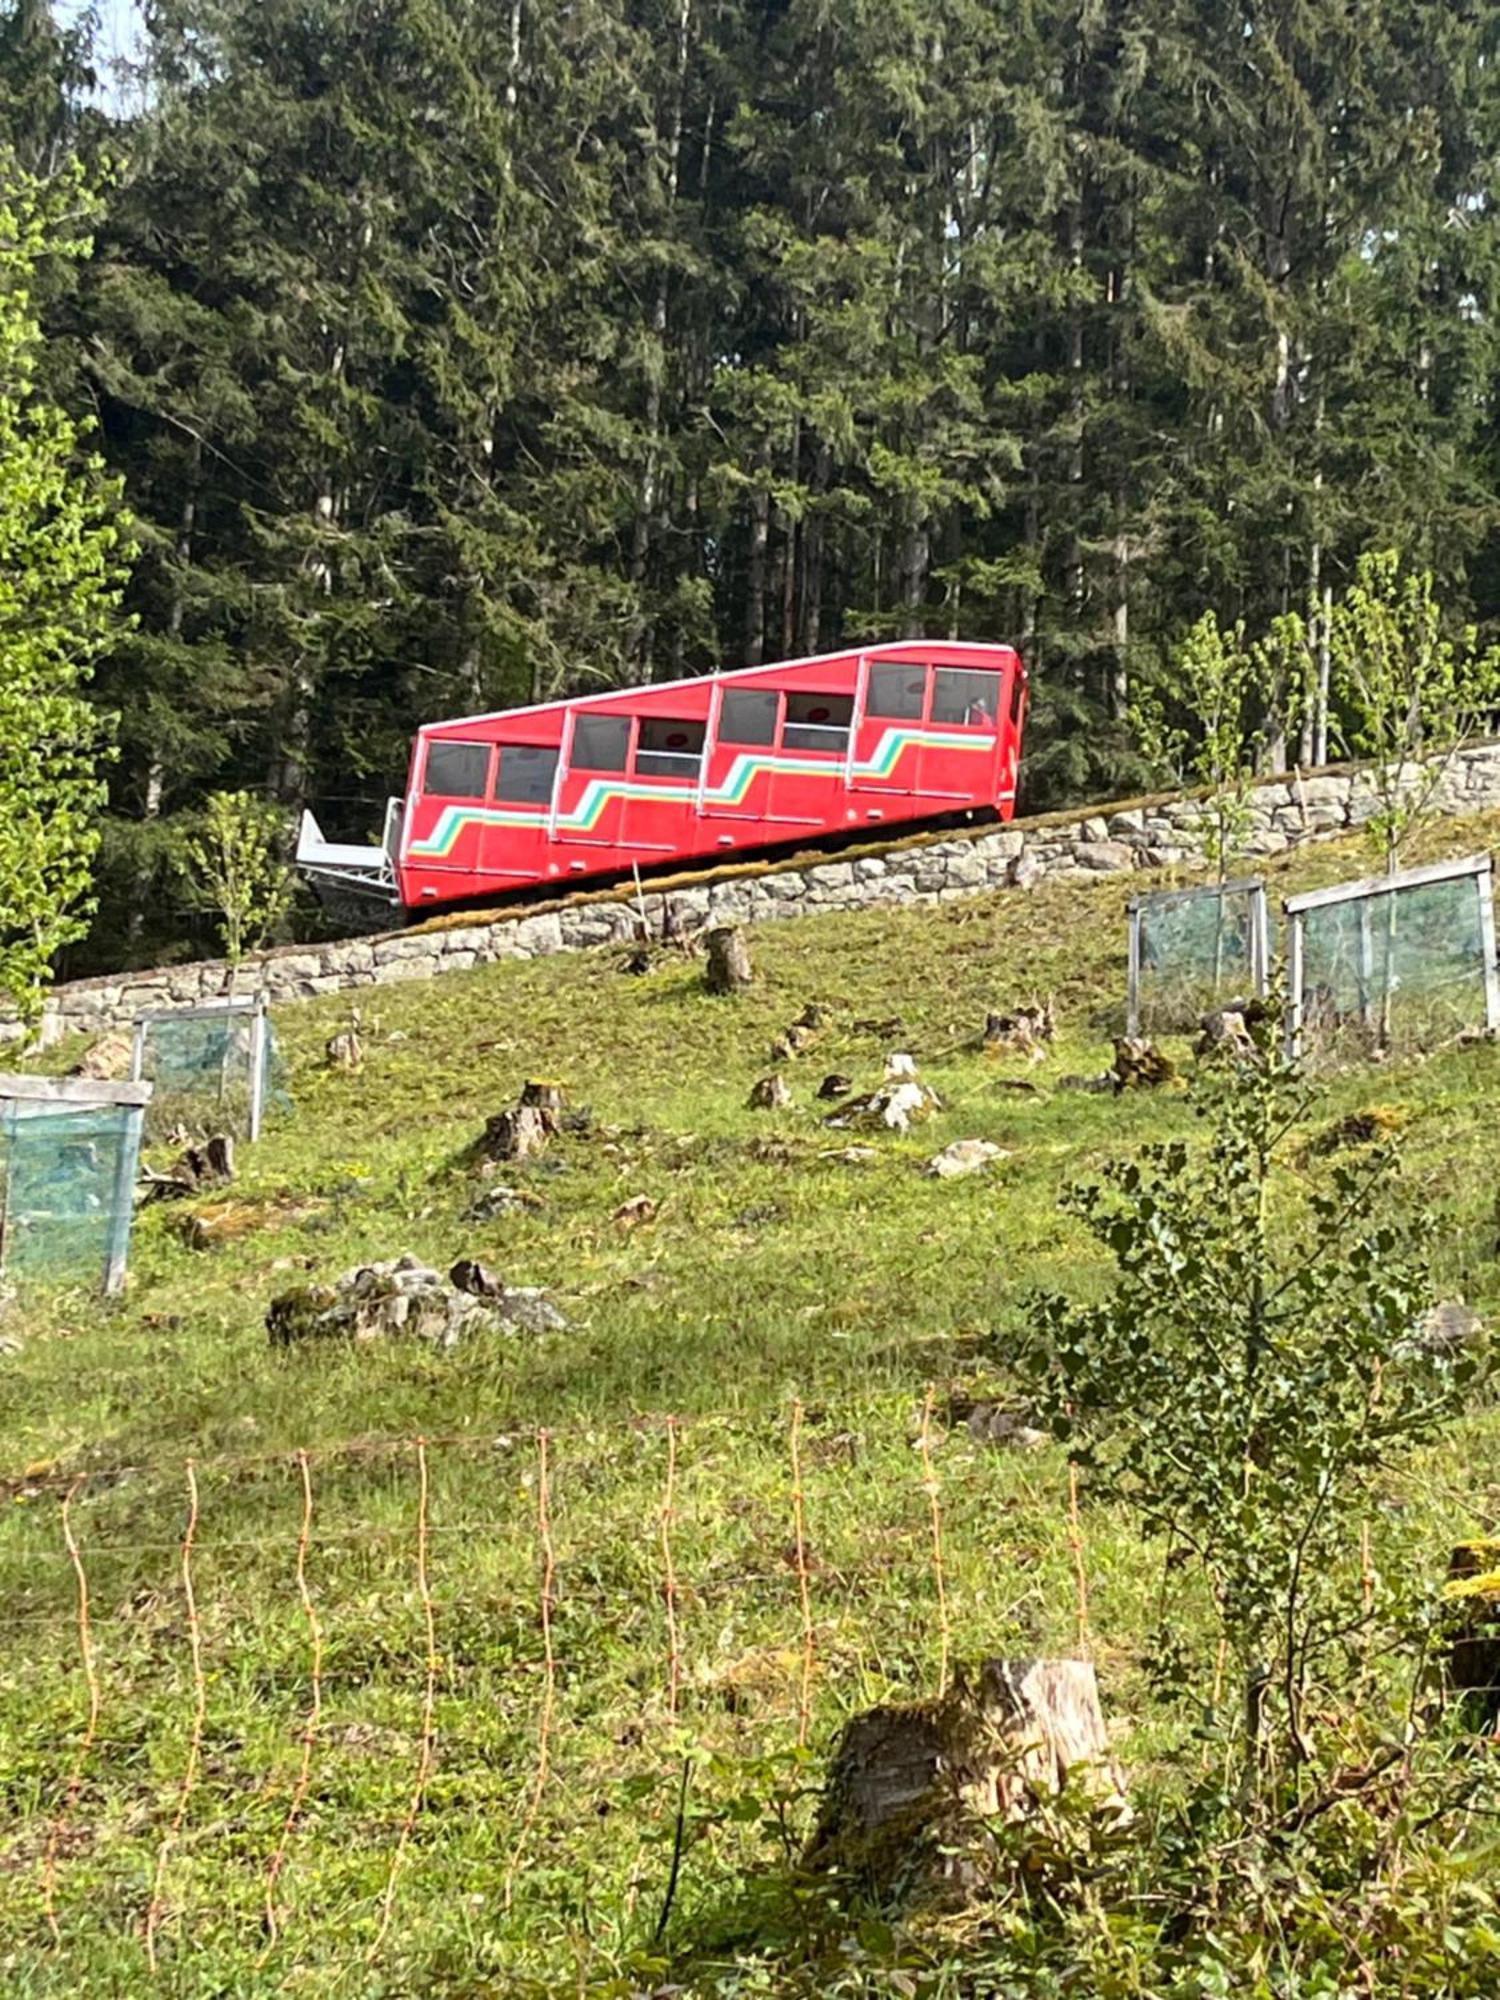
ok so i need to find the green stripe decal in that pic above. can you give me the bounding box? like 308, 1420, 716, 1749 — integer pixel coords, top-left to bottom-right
408, 728, 997, 860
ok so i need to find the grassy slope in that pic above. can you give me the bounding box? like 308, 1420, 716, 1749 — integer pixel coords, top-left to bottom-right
3, 819, 1500, 1995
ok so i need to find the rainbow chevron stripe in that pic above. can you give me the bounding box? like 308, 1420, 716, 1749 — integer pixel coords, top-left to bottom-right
407, 727, 997, 862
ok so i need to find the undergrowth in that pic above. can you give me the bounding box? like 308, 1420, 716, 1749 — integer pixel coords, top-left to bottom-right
2, 817, 1500, 1993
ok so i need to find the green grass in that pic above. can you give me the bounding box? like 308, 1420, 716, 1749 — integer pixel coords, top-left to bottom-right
4, 820, 1500, 1994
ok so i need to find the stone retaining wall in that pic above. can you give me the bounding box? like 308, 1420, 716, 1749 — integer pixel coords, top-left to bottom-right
36, 744, 1500, 1041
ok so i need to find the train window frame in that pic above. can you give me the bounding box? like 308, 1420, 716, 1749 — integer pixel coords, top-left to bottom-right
718, 687, 780, 748
570, 712, 632, 773
492, 743, 560, 806
422, 739, 493, 800
931, 667, 1001, 729
781, 691, 854, 755
866, 662, 929, 721
633, 716, 706, 781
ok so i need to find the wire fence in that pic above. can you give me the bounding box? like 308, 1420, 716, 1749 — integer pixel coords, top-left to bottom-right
0, 1400, 1106, 1980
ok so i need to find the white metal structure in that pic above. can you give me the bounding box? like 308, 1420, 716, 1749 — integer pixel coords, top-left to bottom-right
1283, 852, 1500, 1060
1126, 877, 1271, 1037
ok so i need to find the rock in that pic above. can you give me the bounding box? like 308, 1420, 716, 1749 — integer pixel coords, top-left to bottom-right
70, 1031, 135, 1081
826, 1079, 941, 1135
1072, 840, 1136, 873
612, 1193, 658, 1228
927, 1139, 1008, 1180
749, 1073, 793, 1110
817, 1072, 854, 1100
1413, 1300, 1483, 1357
965, 1404, 1048, 1450
464, 1183, 545, 1221
1007, 852, 1042, 891
268, 1252, 565, 1349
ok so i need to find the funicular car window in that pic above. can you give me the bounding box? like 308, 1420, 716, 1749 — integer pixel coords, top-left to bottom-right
571, 713, 631, 772
718, 688, 779, 746
494, 744, 560, 805
867, 663, 928, 719
932, 668, 1000, 727
782, 692, 853, 754
423, 740, 491, 798
635, 717, 706, 780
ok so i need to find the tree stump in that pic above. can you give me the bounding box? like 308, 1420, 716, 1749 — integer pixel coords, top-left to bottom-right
806, 1657, 1124, 1898
705, 925, 753, 995
520, 1079, 566, 1125
1110, 1037, 1176, 1091
749, 1073, 793, 1111
478, 1104, 552, 1163
983, 1002, 1054, 1056
1444, 1541, 1500, 1725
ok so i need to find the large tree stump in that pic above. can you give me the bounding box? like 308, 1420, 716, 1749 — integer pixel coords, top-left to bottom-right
806, 1657, 1124, 1898
704, 925, 753, 995
519, 1079, 566, 1122
478, 1104, 552, 1163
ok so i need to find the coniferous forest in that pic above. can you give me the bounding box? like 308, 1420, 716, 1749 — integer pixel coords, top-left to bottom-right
6, 0, 1500, 971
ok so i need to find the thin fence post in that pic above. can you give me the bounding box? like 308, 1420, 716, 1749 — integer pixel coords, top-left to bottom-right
788, 1401, 815, 1748
260, 1449, 324, 1957
248, 998, 269, 1143
1285, 908, 1304, 1061
146, 1460, 206, 1972
41, 1477, 101, 1947
1251, 885, 1271, 997
368, 1438, 438, 1966
660, 1418, 682, 1723
1066, 1456, 1091, 1660
504, 1430, 558, 1912
1478, 861, 1500, 1033
918, 1388, 950, 1697
1125, 900, 1142, 1038
104, 1103, 145, 1296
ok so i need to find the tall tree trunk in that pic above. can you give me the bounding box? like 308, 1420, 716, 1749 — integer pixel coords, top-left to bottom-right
129, 436, 201, 945
628, 0, 692, 681
744, 468, 769, 665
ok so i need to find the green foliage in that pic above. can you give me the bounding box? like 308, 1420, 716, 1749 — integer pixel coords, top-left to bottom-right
172, 789, 294, 963
5, 0, 1497, 967
1017, 1005, 1476, 1794
1132, 611, 1265, 881
1331, 549, 1500, 873
0, 148, 130, 1031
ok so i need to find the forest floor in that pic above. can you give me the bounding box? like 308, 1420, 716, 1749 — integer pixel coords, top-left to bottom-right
3, 815, 1500, 1995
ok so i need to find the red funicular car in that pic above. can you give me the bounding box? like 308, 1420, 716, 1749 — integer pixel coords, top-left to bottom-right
297, 640, 1027, 915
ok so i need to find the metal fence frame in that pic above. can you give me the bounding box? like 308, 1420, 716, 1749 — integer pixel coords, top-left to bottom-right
1283, 852, 1500, 1061
130, 994, 272, 1143
1126, 877, 1271, 1036
0, 1074, 153, 1294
